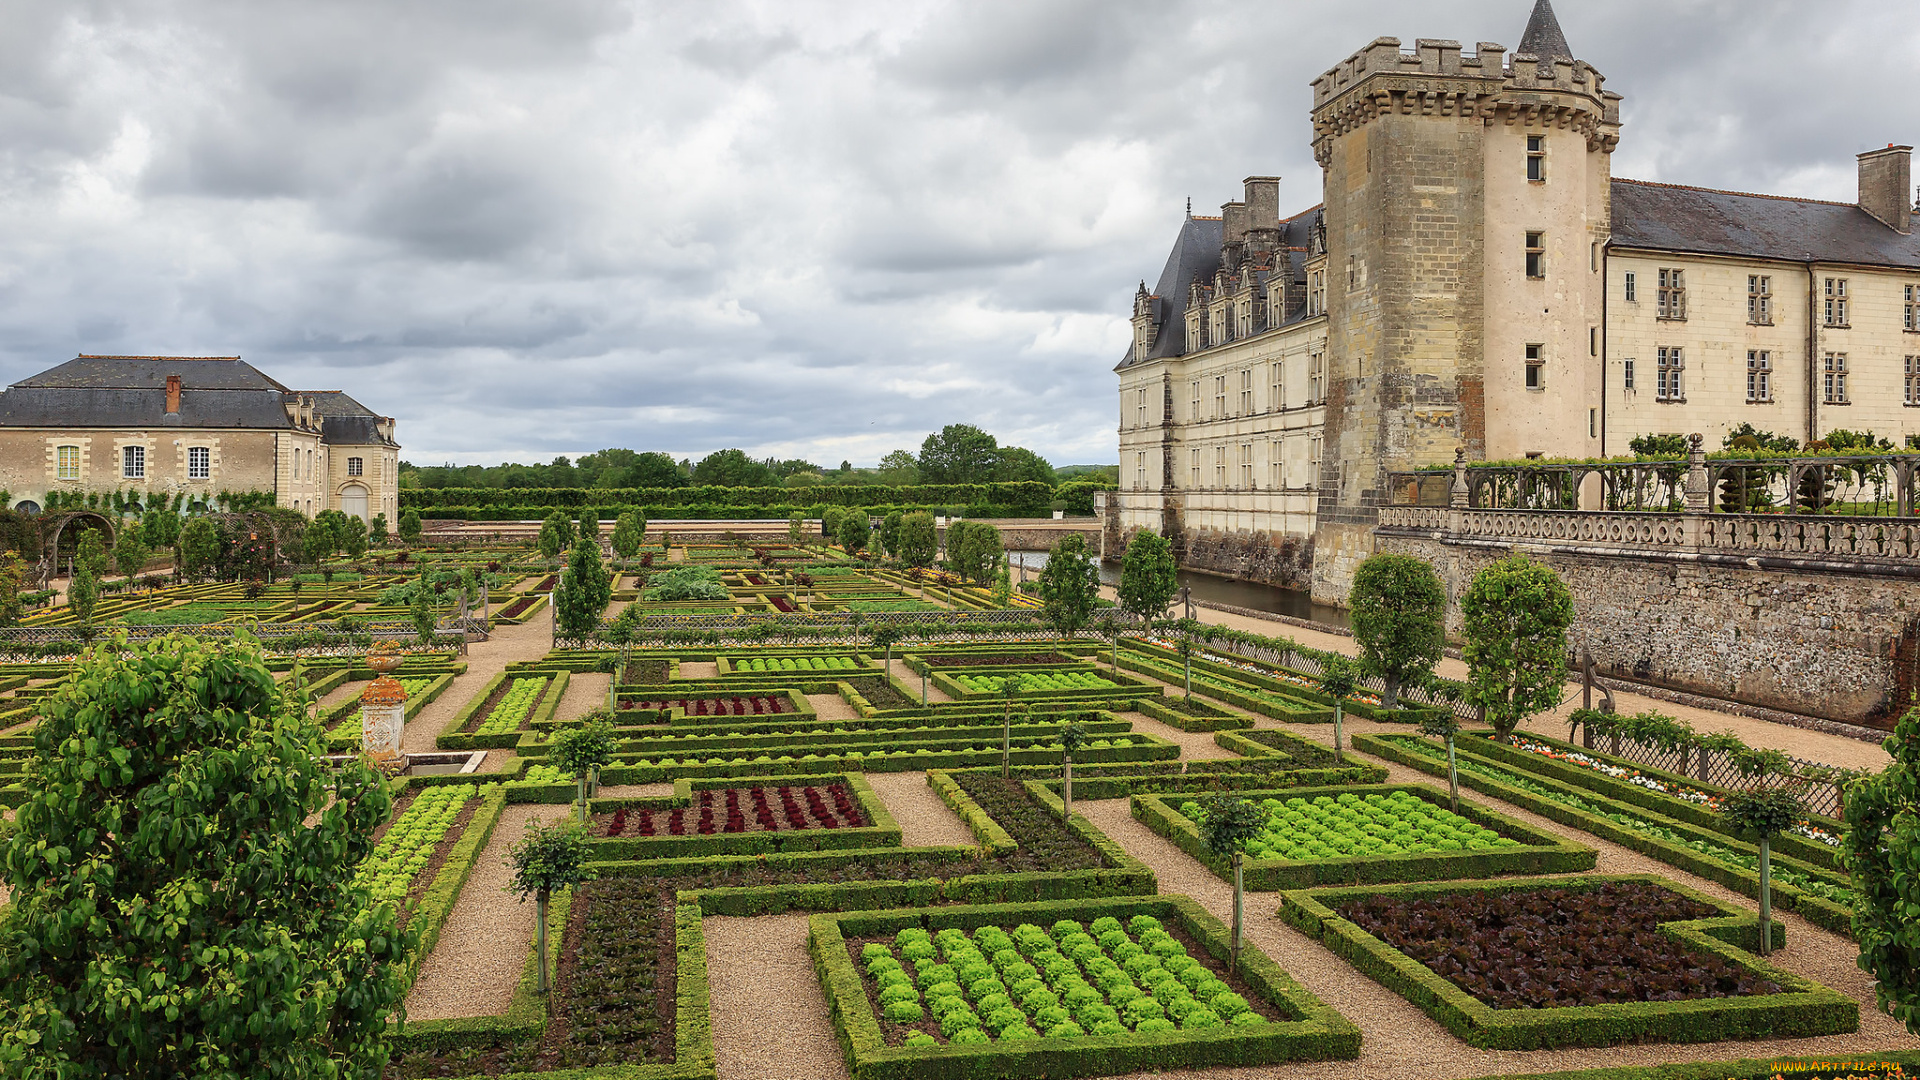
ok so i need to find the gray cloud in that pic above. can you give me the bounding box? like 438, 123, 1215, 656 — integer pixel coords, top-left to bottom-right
0, 0, 1916, 469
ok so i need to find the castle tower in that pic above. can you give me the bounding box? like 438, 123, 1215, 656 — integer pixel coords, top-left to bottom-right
1305, 4, 1622, 602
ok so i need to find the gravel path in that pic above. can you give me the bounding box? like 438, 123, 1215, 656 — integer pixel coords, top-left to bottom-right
860, 771, 977, 847
706, 914, 849, 1080
554, 671, 609, 721
886, 659, 950, 702
807, 692, 859, 721
679, 661, 719, 678
404, 802, 571, 1020
597, 782, 676, 798
1113, 710, 1241, 760
400, 617, 553, 753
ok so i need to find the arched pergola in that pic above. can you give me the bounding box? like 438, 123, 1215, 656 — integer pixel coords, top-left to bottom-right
36, 511, 116, 588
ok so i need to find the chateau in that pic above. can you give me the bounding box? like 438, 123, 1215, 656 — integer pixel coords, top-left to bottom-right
0, 355, 401, 526
1114, 0, 1920, 603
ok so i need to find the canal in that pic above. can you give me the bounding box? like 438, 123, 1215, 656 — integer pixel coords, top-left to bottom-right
1006, 550, 1348, 631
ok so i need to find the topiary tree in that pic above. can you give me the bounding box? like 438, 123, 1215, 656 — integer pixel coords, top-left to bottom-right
370, 511, 389, 539
555, 538, 612, 640
1174, 626, 1197, 700
898, 511, 936, 569
398, 508, 422, 544
1844, 704, 1920, 1032
578, 507, 600, 543
303, 511, 340, 566
550, 721, 619, 822
1198, 795, 1268, 971
1460, 556, 1574, 743
1418, 680, 1465, 812
1349, 553, 1446, 709
880, 510, 904, 560
68, 529, 108, 627
505, 819, 596, 995
837, 511, 870, 556
611, 510, 646, 559
537, 510, 573, 563
948, 521, 1002, 584
112, 530, 151, 581
1058, 721, 1088, 820
1117, 529, 1178, 626
821, 506, 845, 542
999, 673, 1025, 779
0, 633, 409, 1076
180, 516, 220, 581
869, 624, 902, 671
1720, 787, 1805, 957
1317, 653, 1358, 765
0, 550, 25, 627
1037, 534, 1100, 639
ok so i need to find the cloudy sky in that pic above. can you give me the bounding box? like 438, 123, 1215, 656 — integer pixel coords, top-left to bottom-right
2, 0, 1916, 468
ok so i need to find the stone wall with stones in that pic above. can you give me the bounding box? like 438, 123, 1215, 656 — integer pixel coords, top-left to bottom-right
1182, 526, 1315, 592
1378, 534, 1919, 728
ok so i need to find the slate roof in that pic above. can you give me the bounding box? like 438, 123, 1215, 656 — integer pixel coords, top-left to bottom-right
1517, 0, 1574, 61
0, 355, 398, 445
1610, 179, 1920, 269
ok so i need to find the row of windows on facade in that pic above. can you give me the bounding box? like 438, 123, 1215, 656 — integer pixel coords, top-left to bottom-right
54, 444, 373, 481
1124, 357, 1328, 429
1618, 349, 1920, 407
1608, 269, 1917, 333
1128, 439, 1325, 492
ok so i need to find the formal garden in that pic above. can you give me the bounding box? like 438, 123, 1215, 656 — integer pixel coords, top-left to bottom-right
0, 506, 1915, 1080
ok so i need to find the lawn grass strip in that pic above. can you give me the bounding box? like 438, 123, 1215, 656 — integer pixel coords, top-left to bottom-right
1277, 873, 1856, 1050
809, 894, 1359, 1080
1132, 783, 1596, 889
1353, 733, 1857, 938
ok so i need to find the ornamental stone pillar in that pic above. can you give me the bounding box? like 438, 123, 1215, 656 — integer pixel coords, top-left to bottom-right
1682, 433, 1709, 550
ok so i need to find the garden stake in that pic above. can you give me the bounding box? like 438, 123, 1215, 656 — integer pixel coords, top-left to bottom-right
534, 890, 550, 994
1231, 853, 1244, 972
1758, 832, 1773, 955
1446, 733, 1459, 812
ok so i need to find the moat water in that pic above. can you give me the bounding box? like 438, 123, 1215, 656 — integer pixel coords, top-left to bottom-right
1006, 551, 1349, 632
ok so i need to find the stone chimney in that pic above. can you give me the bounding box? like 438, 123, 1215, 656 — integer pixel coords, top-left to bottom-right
1243, 177, 1280, 227
165, 374, 181, 414
1858, 145, 1912, 234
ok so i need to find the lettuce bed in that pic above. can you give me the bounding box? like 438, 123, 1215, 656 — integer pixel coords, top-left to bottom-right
812, 895, 1359, 1080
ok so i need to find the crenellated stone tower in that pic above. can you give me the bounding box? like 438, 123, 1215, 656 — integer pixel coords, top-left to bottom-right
1306, 0, 1622, 602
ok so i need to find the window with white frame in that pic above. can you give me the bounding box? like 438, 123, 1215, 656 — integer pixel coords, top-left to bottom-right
1623, 357, 1635, 391
56, 445, 80, 480
1239, 443, 1253, 489
188, 446, 210, 480
1307, 269, 1326, 315
1905, 356, 1919, 406
122, 444, 145, 479
1135, 451, 1148, 489
1624, 270, 1637, 303
1189, 381, 1200, 421
1238, 369, 1253, 415
1307, 436, 1323, 488
348, 457, 364, 477
1657, 268, 1686, 319
1823, 278, 1849, 327
1213, 446, 1226, 488
1823, 352, 1849, 404
1907, 284, 1920, 332
1270, 361, 1285, 411
1746, 351, 1771, 403
1309, 352, 1324, 403
1212, 375, 1227, 419
1748, 275, 1772, 325
1237, 301, 1252, 339
1656, 346, 1684, 402
1136, 388, 1148, 429
1189, 449, 1201, 488
1269, 440, 1283, 488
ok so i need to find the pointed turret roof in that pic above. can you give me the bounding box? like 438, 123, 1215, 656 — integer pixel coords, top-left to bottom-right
1518, 0, 1573, 60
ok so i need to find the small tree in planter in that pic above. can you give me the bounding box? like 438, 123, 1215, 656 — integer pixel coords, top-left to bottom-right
506, 819, 597, 994
550, 720, 619, 822
1719, 787, 1805, 957
1460, 556, 1574, 744
1317, 653, 1358, 765
1349, 553, 1446, 709
1058, 721, 1088, 820
1199, 795, 1267, 971
999, 673, 1025, 779
1844, 704, 1920, 1033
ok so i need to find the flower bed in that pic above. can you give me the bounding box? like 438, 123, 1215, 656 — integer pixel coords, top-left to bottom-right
1280, 874, 1857, 1049
811, 894, 1359, 1080
597, 782, 870, 836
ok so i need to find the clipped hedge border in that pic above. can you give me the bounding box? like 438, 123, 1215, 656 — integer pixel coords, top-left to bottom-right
1456, 1050, 1920, 1080
1112, 651, 1331, 724
400, 782, 508, 987
440, 670, 571, 751
1463, 732, 1844, 871
609, 718, 1135, 758
810, 893, 1360, 1080
1131, 696, 1252, 732
928, 666, 1157, 708
1133, 783, 1596, 890
930, 770, 1016, 855
585, 773, 904, 860
612, 687, 816, 726
1123, 639, 1442, 725
1354, 733, 1857, 940
1278, 872, 1855, 1050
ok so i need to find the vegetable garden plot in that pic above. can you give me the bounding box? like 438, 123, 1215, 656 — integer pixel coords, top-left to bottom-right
596, 781, 871, 836
950, 671, 1118, 694
1280, 874, 1857, 1049
722, 654, 865, 673
916, 652, 1081, 669
1134, 785, 1593, 889
617, 693, 794, 716
812, 894, 1358, 1080
357, 784, 489, 922
460, 674, 556, 737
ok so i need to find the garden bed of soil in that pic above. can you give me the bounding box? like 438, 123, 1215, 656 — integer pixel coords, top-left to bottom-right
593, 782, 870, 836
844, 675, 912, 708
618, 658, 669, 685
1334, 880, 1778, 1009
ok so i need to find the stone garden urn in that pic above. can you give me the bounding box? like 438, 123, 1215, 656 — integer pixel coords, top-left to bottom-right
360, 643, 407, 767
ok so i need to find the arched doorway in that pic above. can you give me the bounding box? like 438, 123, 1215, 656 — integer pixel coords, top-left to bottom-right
340, 483, 369, 524
13, 500, 39, 515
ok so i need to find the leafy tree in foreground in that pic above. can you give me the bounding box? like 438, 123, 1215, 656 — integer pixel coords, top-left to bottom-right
898, 511, 936, 569
1844, 705, 1920, 1032
506, 819, 596, 995
1460, 556, 1573, 743
555, 538, 613, 640
1199, 795, 1267, 972
1037, 534, 1100, 639
0, 633, 408, 1077
1348, 552, 1446, 708
398, 508, 422, 544
1117, 529, 1178, 625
